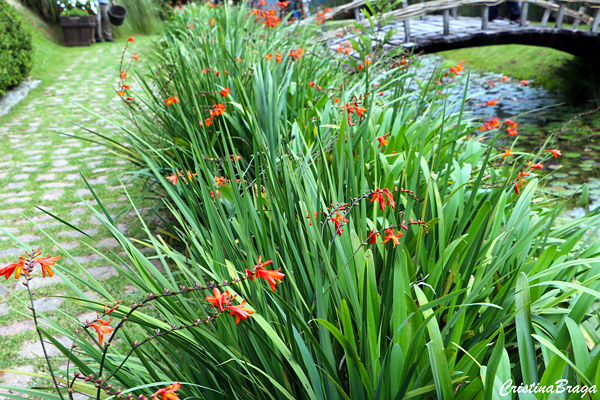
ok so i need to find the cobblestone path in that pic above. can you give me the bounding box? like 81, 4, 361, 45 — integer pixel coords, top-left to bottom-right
0, 38, 155, 398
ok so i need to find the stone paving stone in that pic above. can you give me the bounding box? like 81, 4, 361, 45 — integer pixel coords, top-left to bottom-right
32, 296, 64, 313
20, 335, 72, 359
0, 365, 35, 397
0, 320, 35, 336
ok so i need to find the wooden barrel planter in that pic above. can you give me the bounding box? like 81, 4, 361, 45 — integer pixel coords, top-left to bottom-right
60, 15, 96, 47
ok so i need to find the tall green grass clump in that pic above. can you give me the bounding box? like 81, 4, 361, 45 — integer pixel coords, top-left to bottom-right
3, 1, 600, 400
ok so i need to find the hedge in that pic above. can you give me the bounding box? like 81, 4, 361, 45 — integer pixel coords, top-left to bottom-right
0, 0, 33, 97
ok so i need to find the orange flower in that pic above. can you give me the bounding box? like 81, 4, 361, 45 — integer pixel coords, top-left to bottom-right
210, 103, 226, 117
370, 188, 395, 211
89, 319, 113, 346
546, 149, 561, 158
265, 53, 272, 61
35, 255, 60, 278
254, 268, 285, 291
118, 90, 125, 97
501, 76, 508, 82
225, 300, 254, 324
331, 212, 348, 236
122, 84, 130, 90
520, 80, 528, 86
120, 70, 128, 80
357, 64, 364, 71
127, 37, 135, 42
368, 229, 378, 244
236, 57, 242, 63
309, 81, 315, 88
485, 99, 498, 106
166, 173, 179, 185
204, 118, 213, 127
215, 176, 227, 186
209, 18, 215, 27
288, 47, 304, 61
151, 382, 181, 400
507, 128, 518, 136
163, 96, 180, 106
0, 261, 26, 280
275, 52, 283, 63
381, 229, 403, 246
220, 87, 230, 98
205, 288, 236, 312
530, 163, 543, 170
502, 149, 514, 158
377, 133, 389, 147
132, 53, 140, 61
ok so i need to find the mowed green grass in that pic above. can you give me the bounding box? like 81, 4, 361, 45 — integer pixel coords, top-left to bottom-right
438, 44, 573, 90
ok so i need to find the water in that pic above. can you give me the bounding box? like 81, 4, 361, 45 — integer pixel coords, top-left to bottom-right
416, 54, 600, 212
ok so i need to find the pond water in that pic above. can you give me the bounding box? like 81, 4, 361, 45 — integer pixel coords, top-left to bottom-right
417, 55, 600, 215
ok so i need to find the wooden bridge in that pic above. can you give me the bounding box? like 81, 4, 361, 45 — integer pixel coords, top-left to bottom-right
319, 0, 600, 56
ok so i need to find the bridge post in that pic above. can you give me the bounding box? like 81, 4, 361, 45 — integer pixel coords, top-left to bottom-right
482, 5, 489, 30
591, 6, 600, 32
541, 8, 551, 26
404, 19, 411, 42
555, 1, 566, 28
520, 2, 529, 27
443, 9, 450, 35
572, 6, 585, 29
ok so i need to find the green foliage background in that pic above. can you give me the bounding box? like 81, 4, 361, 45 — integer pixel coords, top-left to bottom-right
0, 0, 33, 96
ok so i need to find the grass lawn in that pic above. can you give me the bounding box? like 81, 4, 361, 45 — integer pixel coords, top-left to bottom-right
438, 44, 573, 90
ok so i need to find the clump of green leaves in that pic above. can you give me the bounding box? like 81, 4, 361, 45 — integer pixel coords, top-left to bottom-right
0, 0, 33, 96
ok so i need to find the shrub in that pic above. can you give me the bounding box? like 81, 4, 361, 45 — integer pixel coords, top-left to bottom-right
0, 0, 33, 96
4, 2, 600, 400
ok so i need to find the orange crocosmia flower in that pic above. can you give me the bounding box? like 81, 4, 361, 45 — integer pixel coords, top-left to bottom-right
0, 261, 26, 280
120, 70, 128, 80
502, 149, 514, 158
370, 188, 395, 211
166, 173, 178, 185
489, 118, 500, 129
118, 90, 125, 97
35, 255, 61, 278
132, 53, 140, 61
210, 103, 226, 117
377, 134, 389, 147
254, 267, 285, 291
520, 80, 528, 86
357, 64, 364, 71
215, 71, 220, 77
236, 57, 242, 63
334, 98, 340, 104
127, 37, 135, 42
163, 96, 180, 106
331, 212, 349, 236
505, 119, 514, 125
151, 382, 181, 400
531, 163, 543, 170
368, 229, 378, 244
288, 47, 304, 61
204, 118, 213, 127
485, 99, 498, 106
209, 18, 215, 26
265, 53, 272, 61
546, 149, 561, 158
305, 211, 317, 226
122, 84, 130, 90
275, 52, 283, 63
215, 176, 227, 186
381, 228, 403, 246
507, 128, 518, 136
501, 76, 508, 82
230, 154, 241, 161
220, 87, 230, 97
309, 81, 315, 88
90, 319, 113, 346
225, 300, 254, 324
205, 288, 236, 312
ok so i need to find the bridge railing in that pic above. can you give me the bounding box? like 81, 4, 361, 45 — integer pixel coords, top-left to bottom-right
324, 0, 600, 37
